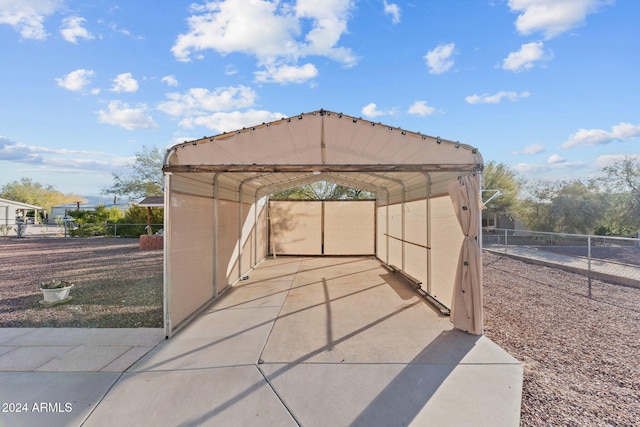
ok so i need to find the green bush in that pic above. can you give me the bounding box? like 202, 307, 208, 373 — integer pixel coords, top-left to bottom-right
117, 205, 164, 237
67, 205, 123, 237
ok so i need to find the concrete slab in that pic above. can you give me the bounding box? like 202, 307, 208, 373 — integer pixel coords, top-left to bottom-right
207, 279, 293, 311
241, 257, 304, 283
260, 362, 523, 427
485, 246, 640, 287
35, 345, 131, 372
2, 328, 164, 347
262, 260, 453, 364
130, 306, 282, 371
1, 257, 522, 426
83, 367, 297, 427
0, 346, 73, 371
0, 346, 17, 357
0, 372, 120, 427
99, 346, 158, 372
0, 328, 32, 342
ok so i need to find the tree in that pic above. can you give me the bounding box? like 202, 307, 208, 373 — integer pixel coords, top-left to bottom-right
117, 205, 164, 237
519, 179, 603, 234
103, 145, 163, 200
0, 178, 85, 214
482, 161, 521, 217
549, 180, 602, 234
66, 205, 123, 237
519, 180, 561, 232
599, 156, 640, 234
271, 181, 374, 200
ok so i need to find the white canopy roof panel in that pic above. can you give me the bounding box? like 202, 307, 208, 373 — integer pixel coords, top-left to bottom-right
163, 109, 483, 200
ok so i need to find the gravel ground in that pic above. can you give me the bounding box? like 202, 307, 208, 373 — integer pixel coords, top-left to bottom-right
0, 237, 163, 328
483, 251, 640, 427
1, 238, 639, 425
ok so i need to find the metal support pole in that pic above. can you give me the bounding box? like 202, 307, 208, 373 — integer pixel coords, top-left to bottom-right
424, 172, 432, 294
386, 191, 390, 264
254, 191, 259, 268
588, 235, 592, 298
213, 174, 219, 298
238, 182, 244, 280
401, 187, 406, 272
163, 173, 172, 337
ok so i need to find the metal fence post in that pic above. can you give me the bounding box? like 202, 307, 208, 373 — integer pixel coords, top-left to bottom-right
504, 229, 508, 254
587, 235, 592, 298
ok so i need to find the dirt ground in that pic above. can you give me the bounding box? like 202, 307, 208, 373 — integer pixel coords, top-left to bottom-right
0, 238, 163, 328
1, 238, 639, 425
483, 251, 640, 427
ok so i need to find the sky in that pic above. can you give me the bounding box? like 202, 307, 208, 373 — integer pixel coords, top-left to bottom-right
1, 0, 639, 198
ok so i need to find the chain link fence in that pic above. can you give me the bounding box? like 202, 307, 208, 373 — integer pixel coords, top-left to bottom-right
2, 222, 163, 238
482, 228, 640, 288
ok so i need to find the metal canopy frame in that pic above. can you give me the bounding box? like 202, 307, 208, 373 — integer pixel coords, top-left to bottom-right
162, 109, 483, 337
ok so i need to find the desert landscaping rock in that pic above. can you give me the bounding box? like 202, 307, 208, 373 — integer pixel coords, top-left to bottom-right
0, 238, 162, 328
483, 251, 640, 427
0, 238, 638, 425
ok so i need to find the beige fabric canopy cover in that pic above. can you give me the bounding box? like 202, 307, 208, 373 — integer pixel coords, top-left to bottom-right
447, 175, 486, 335
162, 109, 484, 336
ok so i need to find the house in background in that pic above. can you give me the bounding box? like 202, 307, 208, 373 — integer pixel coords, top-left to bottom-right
0, 197, 44, 226
483, 212, 528, 234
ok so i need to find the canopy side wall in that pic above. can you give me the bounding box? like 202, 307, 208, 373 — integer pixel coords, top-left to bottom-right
429, 194, 464, 308
166, 175, 215, 333
165, 173, 268, 336
269, 201, 322, 255
403, 200, 429, 287
323, 201, 375, 255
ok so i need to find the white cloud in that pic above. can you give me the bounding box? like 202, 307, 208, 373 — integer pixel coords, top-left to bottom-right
547, 153, 566, 164
520, 143, 546, 155
60, 16, 93, 44
171, 0, 357, 76
508, 0, 613, 39
502, 42, 550, 72
0, 135, 124, 172
55, 69, 96, 92
361, 103, 386, 118
407, 101, 436, 116
97, 101, 159, 130
179, 109, 284, 133
161, 75, 179, 87
512, 157, 586, 173
224, 64, 238, 76
171, 1, 295, 61
594, 154, 640, 169
383, 1, 401, 24
465, 91, 530, 104
562, 122, 640, 149
110, 73, 139, 93
254, 63, 318, 84
109, 23, 143, 40
424, 42, 455, 74
0, 0, 62, 40
157, 85, 257, 117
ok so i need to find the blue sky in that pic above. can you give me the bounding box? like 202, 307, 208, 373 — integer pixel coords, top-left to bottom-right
1, 0, 638, 197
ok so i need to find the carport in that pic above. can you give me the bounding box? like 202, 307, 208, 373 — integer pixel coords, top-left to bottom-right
162, 109, 485, 338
